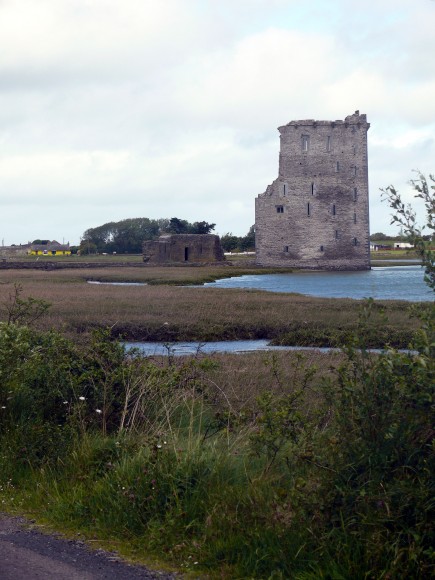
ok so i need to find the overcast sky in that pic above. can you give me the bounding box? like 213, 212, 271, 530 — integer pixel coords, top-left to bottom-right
1, 0, 434, 246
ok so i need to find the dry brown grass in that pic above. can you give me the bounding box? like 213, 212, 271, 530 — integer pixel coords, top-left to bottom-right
196, 350, 343, 410
0, 267, 422, 344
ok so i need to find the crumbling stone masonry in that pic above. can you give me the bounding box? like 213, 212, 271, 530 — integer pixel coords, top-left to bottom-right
143, 234, 225, 264
255, 111, 370, 270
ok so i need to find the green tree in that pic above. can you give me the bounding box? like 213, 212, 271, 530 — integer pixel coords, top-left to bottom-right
166, 217, 190, 234
81, 218, 161, 254
81, 221, 117, 253
240, 225, 255, 251
81, 216, 219, 254
220, 226, 255, 252
369, 232, 389, 241
220, 233, 240, 252
79, 241, 98, 255
164, 218, 215, 235
111, 218, 160, 253
190, 221, 216, 234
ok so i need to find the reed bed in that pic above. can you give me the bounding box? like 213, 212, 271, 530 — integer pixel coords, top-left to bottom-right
185, 349, 343, 411
0, 267, 423, 346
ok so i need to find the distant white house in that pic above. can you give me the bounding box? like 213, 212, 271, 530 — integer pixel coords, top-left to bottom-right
370, 242, 414, 251
394, 243, 414, 249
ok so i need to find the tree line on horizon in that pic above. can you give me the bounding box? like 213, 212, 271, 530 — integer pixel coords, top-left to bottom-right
79, 217, 255, 254
370, 231, 433, 242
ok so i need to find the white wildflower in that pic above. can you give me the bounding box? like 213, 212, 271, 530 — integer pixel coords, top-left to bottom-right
79, 396, 85, 401
95, 409, 102, 414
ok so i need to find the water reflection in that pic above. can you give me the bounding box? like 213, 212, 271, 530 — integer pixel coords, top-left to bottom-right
204, 266, 433, 301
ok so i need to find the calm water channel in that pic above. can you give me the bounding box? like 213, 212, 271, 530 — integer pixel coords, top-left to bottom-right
119, 265, 432, 356
124, 341, 414, 357
204, 266, 433, 301
125, 340, 298, 357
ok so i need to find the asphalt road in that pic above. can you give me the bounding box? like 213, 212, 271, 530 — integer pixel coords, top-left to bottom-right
0, 513, 178, 580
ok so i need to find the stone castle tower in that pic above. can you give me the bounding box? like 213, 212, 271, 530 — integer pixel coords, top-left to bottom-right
255, 111, 370, 270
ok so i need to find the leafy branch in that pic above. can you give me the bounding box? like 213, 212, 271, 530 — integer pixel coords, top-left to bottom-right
381, 171, 435, 291
3, 283, 51, 326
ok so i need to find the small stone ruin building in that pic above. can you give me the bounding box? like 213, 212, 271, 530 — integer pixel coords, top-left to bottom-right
143, 234, 225, 264
255, 111, 370, 270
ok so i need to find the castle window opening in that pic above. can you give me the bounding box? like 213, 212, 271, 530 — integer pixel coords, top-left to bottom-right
353, 237, 358, 246
284, 246, 289, 252
307, 202, 310, 216
354, 188, 358, 201
326, 136, 331, 152
332, 204, 336, 216
335, 161, 340, 172
320, 245, 324, 252
353, 212, 357, 223
184, 247, 189, 261
301, 135, 309, 152
335, 230, 340, 239
354, 166, 357, 176
311, 182, 314, 195
276, 205, 284, 213
283, 184, 286, 196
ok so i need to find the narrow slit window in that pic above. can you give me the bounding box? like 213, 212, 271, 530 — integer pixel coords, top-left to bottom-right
335, 230, 340, 239
353, 237, 358, 246
283, 184, 286, 196
311, 182, 314, 195
354, 166, 357, 176
276, 205, 284, 214
353, 212, 357, 224
335, 161, 340, 172
307, 202, 310, 216
284, 245, 289, 253
326, 136, 331, 152
301, 135, 309, 152
332, 204, 336, 216
354, 187, 358, 201
320, 245, 324, 252
352, 145, 356, 154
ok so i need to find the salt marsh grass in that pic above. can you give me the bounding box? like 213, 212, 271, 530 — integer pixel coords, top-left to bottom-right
0, 267, 423, 347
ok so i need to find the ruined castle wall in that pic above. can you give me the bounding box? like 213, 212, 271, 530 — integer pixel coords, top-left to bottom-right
143, 234, 224, 264
255, 111, 370, 270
